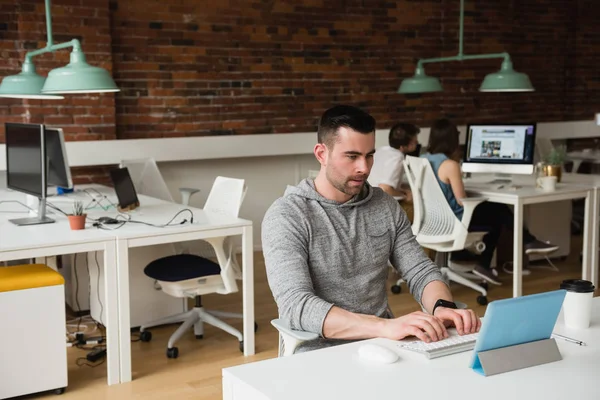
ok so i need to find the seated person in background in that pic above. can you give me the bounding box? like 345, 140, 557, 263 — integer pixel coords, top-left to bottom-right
421, 119, 559, 286
262, 105, 480, 353
368, 122, 420, 202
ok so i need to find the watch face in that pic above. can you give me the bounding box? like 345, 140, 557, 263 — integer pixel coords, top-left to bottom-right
437, 300, 457, 309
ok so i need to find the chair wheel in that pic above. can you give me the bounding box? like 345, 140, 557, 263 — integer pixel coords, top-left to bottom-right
391, 285, 402, 294
195, 334, 204, 339
477, 295, 488, 306
166, 347, 179, 359
239, 341, 244, 353
54, 388, 66, 395
140, 331, 152, 342
255, 322, 259, 332
480, 282, 489, 291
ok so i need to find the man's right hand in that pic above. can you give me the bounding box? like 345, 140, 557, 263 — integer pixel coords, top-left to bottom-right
381, 311, 448, 343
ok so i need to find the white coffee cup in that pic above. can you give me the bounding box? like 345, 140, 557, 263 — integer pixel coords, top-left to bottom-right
560, 279, 595, 329
538, 176, 557, 192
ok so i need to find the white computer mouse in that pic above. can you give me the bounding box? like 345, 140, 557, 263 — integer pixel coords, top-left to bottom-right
357, 343, 399, 364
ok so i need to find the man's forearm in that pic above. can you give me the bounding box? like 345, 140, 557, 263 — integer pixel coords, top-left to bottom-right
421, 280, 453, 314
322, 306, 386, 340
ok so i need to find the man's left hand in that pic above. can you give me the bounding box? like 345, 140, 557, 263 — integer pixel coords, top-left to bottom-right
433, 307, 481, 335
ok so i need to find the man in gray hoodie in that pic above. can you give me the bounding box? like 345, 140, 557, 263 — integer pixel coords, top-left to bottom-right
262, 105, 480, 352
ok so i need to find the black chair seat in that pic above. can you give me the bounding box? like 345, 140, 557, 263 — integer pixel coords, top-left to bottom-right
144, 254, 221, 282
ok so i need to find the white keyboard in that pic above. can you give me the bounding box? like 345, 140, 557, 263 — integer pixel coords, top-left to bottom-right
396, 333, 479, 359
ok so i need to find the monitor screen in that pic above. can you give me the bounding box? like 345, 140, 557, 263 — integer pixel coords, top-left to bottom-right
462, 123, 537, 174
5, 123, 46, 198
109, 167, 140, 211
45, 128, 73, 189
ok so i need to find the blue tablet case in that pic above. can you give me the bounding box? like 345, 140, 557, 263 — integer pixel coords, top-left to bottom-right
469, 290, 566, 375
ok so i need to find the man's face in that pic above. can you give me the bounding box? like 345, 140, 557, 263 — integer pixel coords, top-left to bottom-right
317, 127, 376, 198
400, 135, 419, 154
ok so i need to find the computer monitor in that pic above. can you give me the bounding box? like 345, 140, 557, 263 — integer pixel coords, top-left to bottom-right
5, 123, 54, 225
45, 127, 73, 189
462, 123, 537, 181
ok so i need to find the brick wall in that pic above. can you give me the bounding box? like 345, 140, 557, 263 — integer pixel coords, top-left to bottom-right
0, 0, 598, 150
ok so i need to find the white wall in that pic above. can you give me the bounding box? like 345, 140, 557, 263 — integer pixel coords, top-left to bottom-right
158, 154, 320, 249
1, 120, 598, 248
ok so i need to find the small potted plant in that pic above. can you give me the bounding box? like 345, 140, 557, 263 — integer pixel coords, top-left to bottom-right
68, 201, 87, 230
543, 145, 567, 182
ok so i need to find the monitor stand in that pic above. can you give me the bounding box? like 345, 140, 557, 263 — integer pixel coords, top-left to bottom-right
487, 173, 513, 185
9, 198, 55, 226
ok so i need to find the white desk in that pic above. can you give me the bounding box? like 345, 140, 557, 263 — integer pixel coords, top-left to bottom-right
464, 176, 596, 297
0, 191, 120, 385
100, 193, 255, 383
1, 185, 255, 385
223, 298, 600, 400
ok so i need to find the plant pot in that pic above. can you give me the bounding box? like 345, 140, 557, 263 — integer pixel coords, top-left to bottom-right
68, 214, 87, 230
542, 164, 562, 183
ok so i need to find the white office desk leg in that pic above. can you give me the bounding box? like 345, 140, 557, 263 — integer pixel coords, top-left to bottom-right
242, 226, 255, 356
103, 241, 120, 385
513, 201, 524, 297
582, 191, 593, 282
116, 239, 132, 383
590, 189, 600, 287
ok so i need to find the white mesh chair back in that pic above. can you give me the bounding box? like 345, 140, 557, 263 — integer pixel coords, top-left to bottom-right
196, 177, 247, 288
403, 156, 468, 246
120, 158, 174, 202
203, 176, 247, 218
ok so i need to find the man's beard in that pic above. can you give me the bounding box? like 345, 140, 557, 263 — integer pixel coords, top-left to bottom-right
326, 170, 368, 196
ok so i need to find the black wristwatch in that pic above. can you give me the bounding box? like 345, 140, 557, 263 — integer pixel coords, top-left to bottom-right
432, 299, 457, 315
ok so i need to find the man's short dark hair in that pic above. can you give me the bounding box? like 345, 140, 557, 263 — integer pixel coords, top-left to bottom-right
388, 123, 420, 148
427, 118, 460, 158
317, 105, 376, 149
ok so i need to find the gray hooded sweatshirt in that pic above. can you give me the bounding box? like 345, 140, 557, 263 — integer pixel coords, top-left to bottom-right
262, 178, 445, 337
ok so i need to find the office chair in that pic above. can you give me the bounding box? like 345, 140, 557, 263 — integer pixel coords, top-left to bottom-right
138, 176, 248, 358
398, 156, 490, 305
120, 157, 200, 205
271, 319, 319, 357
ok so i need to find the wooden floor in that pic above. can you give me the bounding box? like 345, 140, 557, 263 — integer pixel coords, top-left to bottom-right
33, 236, 595, 400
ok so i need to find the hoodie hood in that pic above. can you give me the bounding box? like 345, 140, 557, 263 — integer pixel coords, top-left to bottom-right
284, 178, 373, 207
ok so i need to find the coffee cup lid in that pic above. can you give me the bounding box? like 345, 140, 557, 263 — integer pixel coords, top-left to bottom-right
560, 279, 595, 293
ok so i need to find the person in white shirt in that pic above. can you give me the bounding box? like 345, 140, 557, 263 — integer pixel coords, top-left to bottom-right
368, 123, 420, 200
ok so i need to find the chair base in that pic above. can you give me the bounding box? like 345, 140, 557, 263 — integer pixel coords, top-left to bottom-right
140, 306, 243, 354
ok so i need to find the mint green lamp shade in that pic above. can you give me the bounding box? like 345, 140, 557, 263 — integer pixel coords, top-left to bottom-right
479, 59, 534, 92
42, 48, 119, 94
398, 66, 443, 94
0, 61, 64, 99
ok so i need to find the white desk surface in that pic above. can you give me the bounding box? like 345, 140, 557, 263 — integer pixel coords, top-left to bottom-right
0, 189, 114, 257
223, 298, 600, 400
464, 174, 595, 203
